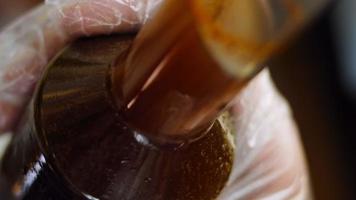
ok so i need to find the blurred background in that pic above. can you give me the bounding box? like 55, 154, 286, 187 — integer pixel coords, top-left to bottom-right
0, 0, 355, 199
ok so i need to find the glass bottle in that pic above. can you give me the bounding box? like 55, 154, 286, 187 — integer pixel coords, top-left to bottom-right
0, 34, 235, 200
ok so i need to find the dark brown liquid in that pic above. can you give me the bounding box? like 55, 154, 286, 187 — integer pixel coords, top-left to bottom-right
115, 29, 245, 142
0, 35, 234, 200
111, 1, 254, 141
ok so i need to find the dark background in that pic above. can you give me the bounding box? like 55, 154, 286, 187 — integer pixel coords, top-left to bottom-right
269, 2, 356, 199
1, 1, 355, 199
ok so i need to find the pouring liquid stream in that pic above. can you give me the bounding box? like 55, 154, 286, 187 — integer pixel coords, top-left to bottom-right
112, 0, 310, 143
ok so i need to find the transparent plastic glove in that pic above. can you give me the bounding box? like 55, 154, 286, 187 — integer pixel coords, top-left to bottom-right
219, 69, 310, 200
0, 1, 310, 199
0, 0, 163, 133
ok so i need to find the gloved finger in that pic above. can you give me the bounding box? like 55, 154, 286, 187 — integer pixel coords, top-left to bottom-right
0, 0, 163, 134
219, 69, 310, 200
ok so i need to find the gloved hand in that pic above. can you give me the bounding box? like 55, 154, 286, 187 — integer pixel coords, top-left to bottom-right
0, 0, 310, 199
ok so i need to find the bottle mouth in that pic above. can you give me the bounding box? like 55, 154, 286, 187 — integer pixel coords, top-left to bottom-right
187, 0, 329, 78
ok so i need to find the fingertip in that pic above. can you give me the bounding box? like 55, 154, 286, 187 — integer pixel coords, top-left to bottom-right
60, 1, 142, 37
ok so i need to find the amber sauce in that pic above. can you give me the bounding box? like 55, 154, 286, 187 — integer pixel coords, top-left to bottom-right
118, 29, 245, 142
111, 0, 271, 142
114, 0, 306, 142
